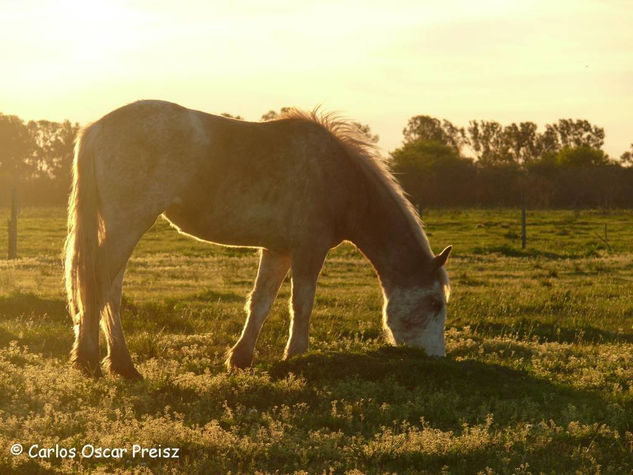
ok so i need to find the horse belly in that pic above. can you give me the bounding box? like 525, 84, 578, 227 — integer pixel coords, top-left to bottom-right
163, 199, 290, 250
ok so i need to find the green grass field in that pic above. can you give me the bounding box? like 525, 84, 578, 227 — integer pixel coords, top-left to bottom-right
0, 207, 632, 473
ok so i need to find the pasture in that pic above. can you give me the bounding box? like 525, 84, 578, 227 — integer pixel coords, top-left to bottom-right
0, 207, 632, 473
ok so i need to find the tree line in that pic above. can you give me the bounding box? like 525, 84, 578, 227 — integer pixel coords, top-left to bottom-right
391, 115, 633, 208
0, 114, 79, 205
1, 110, 631, 207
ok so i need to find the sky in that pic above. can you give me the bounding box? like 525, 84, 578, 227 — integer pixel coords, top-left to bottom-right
1, 0, 631, 158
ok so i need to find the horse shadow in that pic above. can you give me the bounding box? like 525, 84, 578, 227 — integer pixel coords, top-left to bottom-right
459, 319, 633, 345
267, 346, 627, 433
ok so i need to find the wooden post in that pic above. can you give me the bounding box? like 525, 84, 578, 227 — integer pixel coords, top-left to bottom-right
8, 188, 17, 259
521, 194, 527, 249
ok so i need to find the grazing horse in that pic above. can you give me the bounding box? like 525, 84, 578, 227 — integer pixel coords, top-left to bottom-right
64, 100, 452, 379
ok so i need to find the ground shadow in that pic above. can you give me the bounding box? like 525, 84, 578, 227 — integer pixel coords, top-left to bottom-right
267, 347, 627, 432
471, 244, 603, 259
122, 288, 245, 313
0, 293, 71, 359
0, 289, 245, 358
461, 319, 633, 344
0, 292, 68, 322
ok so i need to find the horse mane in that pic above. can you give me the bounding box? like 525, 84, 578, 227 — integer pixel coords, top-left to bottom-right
277, 107, 435, 259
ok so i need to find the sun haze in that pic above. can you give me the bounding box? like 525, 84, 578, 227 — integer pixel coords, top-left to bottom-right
1, 0, 631, 156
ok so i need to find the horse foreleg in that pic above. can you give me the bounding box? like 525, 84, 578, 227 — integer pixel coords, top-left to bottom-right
283, 249, 327, 360
100, 268, 143, 380
226, 249, 290, 370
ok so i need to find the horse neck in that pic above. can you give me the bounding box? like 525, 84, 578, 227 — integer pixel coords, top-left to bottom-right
348, 195, 432, 294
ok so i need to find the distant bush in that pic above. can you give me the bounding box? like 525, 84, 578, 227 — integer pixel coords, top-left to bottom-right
391, 140, 476, 207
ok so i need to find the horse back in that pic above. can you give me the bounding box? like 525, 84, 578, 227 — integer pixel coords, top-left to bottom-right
92, 100, 360, 252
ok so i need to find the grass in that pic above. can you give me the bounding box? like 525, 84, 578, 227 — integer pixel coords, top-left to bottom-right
0, 207, 632, 473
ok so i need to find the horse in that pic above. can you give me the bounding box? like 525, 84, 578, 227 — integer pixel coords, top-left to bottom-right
63, 100, 452, 379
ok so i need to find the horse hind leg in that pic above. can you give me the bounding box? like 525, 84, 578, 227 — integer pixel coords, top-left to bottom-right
71, 302, 102, 377
100, 268, 142, 380
226, 249, 291, 370
94, 206, 161, 379
70, 229, 140, 378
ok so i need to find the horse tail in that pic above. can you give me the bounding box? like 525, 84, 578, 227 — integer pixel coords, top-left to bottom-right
63, 123, 103, 365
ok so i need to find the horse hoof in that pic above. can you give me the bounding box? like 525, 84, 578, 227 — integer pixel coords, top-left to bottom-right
283, 344, 308, 361
225, 348, 253, 371
71, 359, 103, 379
102, 357, 144, 381
111, 366, 144, 381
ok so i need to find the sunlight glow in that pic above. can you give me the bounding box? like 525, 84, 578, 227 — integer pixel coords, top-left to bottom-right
1, 0, 631, 156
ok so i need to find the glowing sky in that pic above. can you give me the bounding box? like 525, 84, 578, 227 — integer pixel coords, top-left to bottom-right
1, 0, 631, 157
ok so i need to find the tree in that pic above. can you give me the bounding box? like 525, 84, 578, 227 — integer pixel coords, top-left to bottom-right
26, 119, 79, 180
467, 120, 512, 165
555, 146, 610, 168
620, 144, 633, 167
220, 113, 243, 120
260, 107, 293, 121
503, 122, 540, 164
541, 119, 605, 151
352, 122, 379, 144
403, 115, 467, 152
0, 113, 34, 180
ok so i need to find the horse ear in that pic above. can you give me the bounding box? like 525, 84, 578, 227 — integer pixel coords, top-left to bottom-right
432, 245, 452, 270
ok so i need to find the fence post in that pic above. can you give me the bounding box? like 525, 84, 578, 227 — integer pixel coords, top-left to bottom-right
8, 188, 18, 259
521, 194, 527, 249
